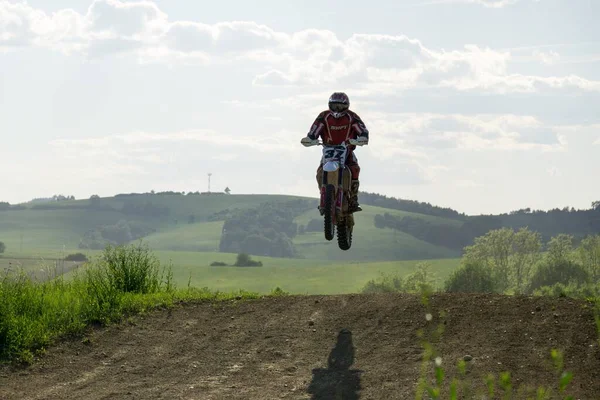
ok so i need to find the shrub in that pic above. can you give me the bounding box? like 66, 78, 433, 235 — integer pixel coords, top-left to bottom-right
88, 243, 172, 295
210, 261, 228, 267
64, 253, 89, 262
362, 273, 405, 293
0, 241, 5, 254
533, 282, 600, 299
362, 263, 438, 294
444, 262, 496, 293
527, 259, 589, 294
234, 253, 263, 267
403, 262, 438, 293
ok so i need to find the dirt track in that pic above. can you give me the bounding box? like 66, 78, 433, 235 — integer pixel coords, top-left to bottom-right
1, 293, 599, 399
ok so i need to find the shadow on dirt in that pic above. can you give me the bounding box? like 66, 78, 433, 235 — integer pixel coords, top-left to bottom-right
307, 328, 363, 399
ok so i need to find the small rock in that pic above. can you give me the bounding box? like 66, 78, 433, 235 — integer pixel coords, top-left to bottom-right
463, 355, 473, 362
536, 306, 542, 312
313, 329, 317, 333
308, 320, 315, 326
231, 316, 235, 320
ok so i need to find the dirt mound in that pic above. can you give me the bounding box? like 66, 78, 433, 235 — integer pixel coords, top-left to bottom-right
1, 293, 599, 399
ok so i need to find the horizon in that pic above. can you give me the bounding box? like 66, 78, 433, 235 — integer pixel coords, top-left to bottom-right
3, 187, 597, 217
1, 0, 599, 214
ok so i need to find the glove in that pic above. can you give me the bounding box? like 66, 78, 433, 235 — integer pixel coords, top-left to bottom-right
357, 136, 369, 145
301, 137, 315, 147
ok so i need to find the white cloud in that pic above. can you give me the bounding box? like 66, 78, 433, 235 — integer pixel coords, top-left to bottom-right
252, 70, 296, 87
533, 49, 560, 65
419, 0, 537, 8
363, 112, 567, 153
547, 167, 561, 177
50, 129, 298, 161
87, 0, 167, 38
1, 0, 597, 94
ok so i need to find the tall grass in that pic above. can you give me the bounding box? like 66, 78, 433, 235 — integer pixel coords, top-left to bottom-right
0, 268, 86, 363
0, 243, 263, 364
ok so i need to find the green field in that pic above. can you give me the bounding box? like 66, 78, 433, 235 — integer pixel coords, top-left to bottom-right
1, 248, 460, 295
91, 251, 460, 295
165, 258, 460, 294
0, 193, 465, 294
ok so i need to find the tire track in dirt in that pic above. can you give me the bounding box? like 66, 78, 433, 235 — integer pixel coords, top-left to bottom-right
1, 293, 599, 399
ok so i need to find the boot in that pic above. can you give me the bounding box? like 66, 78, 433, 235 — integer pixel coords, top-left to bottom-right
348, 180, 362, 212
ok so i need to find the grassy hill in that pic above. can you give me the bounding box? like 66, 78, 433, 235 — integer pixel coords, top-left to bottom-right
6, 191, 596, 267
142, 221, 224, 252
0, 193, 462, 263
293, 205, 461, 261
0, 194, 301, 252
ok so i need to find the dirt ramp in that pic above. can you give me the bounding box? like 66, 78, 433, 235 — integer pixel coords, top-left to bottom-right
1, 293, 599, 399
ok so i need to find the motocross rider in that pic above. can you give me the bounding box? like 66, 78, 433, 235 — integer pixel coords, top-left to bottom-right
301, 92, 369, 212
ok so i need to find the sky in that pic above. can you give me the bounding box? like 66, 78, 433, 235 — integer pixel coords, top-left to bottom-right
0, 0, 599, 215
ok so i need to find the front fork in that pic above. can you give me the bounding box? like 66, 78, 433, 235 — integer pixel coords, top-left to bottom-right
319, 168, 345, 221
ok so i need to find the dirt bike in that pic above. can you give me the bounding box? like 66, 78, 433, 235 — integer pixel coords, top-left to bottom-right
301, 138, 365, 251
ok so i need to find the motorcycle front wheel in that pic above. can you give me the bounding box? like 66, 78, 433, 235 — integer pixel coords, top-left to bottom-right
323, 184, 335, 241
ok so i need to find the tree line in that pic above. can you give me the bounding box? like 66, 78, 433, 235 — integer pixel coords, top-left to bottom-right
373, 203, 600, 251
218, 199, 313, 258
363, 228, 600, 297
359, 191, 467, 220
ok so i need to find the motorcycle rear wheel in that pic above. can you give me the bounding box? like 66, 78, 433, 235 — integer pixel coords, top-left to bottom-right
337, 219, 353, 250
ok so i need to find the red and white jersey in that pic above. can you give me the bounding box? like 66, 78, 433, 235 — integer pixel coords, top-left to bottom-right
307, 110, 369, 146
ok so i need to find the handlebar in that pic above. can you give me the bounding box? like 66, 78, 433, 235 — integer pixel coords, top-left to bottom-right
301, 138, 367, 147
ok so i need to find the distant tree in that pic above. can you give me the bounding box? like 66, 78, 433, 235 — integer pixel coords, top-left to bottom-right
89, 194, 101, 208
577, 235, 600, 281
593, 201, 600, 210
0, 202, 10, 211
464, 227, 541, 293
0, 241, 5, 254
224, 187, 231, 194
188, 215, 196, 224
359, 191, 466, 220
546, 234, 575, 265
218, 200, 311, 257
